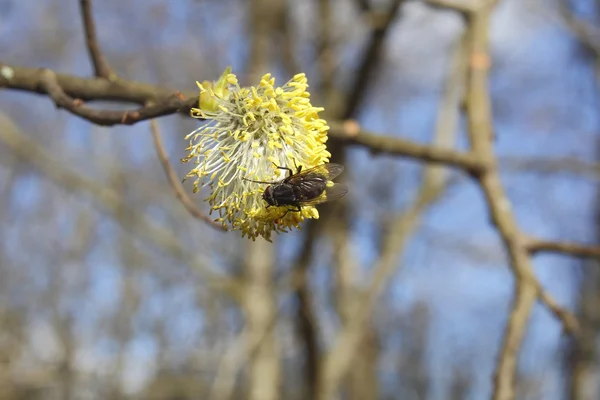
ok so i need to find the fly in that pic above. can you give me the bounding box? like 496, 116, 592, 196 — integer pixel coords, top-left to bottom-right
244, 163, 348, 217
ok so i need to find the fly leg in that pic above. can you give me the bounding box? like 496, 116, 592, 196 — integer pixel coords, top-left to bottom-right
272, 163, 294, 179
279, 206, 302, 219
292, 159, 302, 175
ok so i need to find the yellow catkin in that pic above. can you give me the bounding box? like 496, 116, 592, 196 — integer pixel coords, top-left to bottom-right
182, 69, 332, 240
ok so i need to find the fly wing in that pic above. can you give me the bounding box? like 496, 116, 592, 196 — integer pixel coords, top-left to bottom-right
299, 182, 348, 206
288, 163, 345, 183
296, 176, 325, 193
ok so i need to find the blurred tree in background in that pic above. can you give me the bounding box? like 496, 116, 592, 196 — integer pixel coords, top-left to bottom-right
1, 0, 600, 399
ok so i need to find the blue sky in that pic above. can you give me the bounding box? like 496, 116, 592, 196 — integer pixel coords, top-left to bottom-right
1, 0, 598, 397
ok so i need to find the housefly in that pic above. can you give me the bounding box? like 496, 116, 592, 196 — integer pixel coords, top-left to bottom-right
244, 163, 348, 216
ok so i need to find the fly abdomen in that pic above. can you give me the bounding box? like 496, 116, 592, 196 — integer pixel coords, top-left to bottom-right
294, 179, 326, 201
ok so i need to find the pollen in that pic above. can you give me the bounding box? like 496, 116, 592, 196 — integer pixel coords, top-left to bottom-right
182, 68, 332, 241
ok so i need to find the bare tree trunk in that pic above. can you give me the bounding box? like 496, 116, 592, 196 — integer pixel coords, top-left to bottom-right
347, 328, 379, 400
243, 239, 279, 400
293, 221, 321, 399
566, 263, 600, 400
56, 316, 76, 400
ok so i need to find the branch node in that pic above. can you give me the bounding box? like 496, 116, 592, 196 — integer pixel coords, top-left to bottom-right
174, 91, 186, 100
470, 52, 491, 70
341, 119, 360, 138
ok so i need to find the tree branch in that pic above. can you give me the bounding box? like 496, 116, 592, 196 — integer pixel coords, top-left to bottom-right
149, 119, 225, 230
424, 0, 479, 13
0, 63, 194, 106
526, 238, 600, 259
342, 0, 404, 119
500, 156, 600, 180
37, 69, 195, 126
6, 62, 597, 185
460, 5, 577, 400
328, 120, 483, 171
79, 0, 114, 79
464, 8, 533, 400
556, 0, 600, 56
0, 63, 519, 176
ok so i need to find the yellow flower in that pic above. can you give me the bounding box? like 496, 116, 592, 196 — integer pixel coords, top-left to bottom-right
182, 69, 331, 241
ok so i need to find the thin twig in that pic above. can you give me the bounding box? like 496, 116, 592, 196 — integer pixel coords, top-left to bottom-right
500, 156, 600, 180
149, 119, 225, 231
317, 0, 335, 100
341, 0, 404, 119
536, 283, 580, 335
425, 0, 478, 13
526, 238, 600, 259
354, 0, 371, 12
556, 0, 600, 56
79, 0, 114, 78
280, 3, 301, 76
